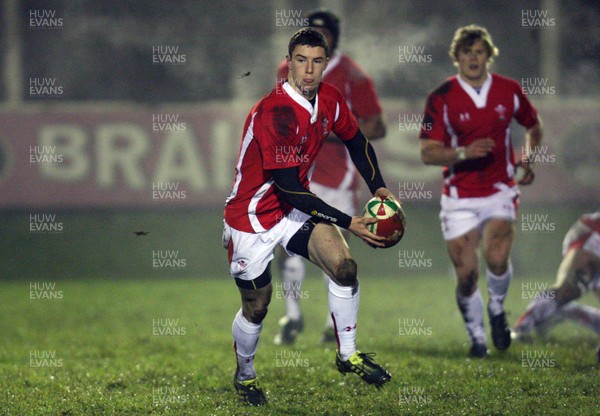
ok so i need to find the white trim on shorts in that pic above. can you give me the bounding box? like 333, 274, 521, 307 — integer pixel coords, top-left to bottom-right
225, 209, 311, 281
439, 186, 519, 241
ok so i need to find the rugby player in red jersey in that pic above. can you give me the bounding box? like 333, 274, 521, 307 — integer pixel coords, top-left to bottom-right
419, 25, 543, 358
224, 28, 397, 405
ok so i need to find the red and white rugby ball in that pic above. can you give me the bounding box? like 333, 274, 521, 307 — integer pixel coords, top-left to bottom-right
363, 196, 406, 248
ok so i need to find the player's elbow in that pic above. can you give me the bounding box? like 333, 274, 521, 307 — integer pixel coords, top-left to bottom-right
420, 147, 435, 165
371, 121, 387, 140
360, 117, 386, 140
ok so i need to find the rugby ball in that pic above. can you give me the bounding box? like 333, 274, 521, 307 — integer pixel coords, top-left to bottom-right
363, 196, 406, 248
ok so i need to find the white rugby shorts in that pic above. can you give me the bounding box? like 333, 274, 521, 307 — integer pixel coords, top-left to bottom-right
224, 209, 311, 282
439, 186, 519, 241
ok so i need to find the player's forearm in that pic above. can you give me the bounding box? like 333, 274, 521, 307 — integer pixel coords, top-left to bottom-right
525, 118, 543, 154
270, 167, 353, 229
420, 140, 462, 166
343, 129, 387, 194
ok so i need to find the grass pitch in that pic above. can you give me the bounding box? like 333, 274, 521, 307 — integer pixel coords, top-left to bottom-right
0, 273, 598, 415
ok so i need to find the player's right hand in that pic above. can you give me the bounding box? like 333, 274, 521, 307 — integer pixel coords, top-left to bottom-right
515, 160, 535, 185
466, 137, 495, 159
348, 216, 386, 248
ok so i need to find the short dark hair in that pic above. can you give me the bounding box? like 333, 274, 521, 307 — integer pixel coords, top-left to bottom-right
288, 27, 329, 58
449, 24, 499, 63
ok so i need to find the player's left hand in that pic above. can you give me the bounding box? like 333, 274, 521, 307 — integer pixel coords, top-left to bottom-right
515, 159, 535, 185
373, 188, 402, 207
349, 216, 386, 248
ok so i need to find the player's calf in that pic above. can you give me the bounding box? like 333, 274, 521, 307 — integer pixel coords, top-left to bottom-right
239, 282, 273, 324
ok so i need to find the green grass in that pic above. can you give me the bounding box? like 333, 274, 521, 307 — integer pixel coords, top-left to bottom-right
1, 274, 598, 415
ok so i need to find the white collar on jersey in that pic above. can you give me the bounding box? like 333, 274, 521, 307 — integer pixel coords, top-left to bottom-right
323, 52, 342, 76
457, 72, 492, 109
282, 81, 319, 124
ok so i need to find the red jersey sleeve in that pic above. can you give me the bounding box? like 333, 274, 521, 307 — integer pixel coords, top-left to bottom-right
257, 102, 302, 170
419, 82, 451, 143
513, 81, 538, 128
347, 71, 382, 120
330, 86, 359, 140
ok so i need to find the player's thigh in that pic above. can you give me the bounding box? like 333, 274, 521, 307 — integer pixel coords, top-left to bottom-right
307, 222, 353, 279
446, 227, 480, 270
481, 218, 514, 264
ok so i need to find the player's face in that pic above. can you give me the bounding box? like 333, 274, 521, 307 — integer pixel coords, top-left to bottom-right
457, 39, 490, 86
287, 44, 328, 100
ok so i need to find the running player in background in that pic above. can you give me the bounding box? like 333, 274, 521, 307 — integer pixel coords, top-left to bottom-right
224, 28, 396, 405
512, 212, 600, 362
419, 25, 543, 358
274, 9, 387, 345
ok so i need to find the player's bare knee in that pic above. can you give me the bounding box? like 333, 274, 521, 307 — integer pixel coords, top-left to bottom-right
250, 305, 269, 323
457, 270, 478, 296
243, 298, 270, 323
332, 258, 357, 286
241, 286, 272, 323
487, 261, 508, 276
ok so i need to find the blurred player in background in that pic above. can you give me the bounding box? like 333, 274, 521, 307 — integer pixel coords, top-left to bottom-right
224, 28, 396, 405
513, 212, 600, 362
274, 9, 387, 345
419, 25, 543, 358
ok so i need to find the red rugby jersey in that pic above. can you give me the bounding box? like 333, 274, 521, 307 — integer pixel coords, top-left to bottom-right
277, 53, 382, 190
225, 81, 358, 233
420, 73, 538, 198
